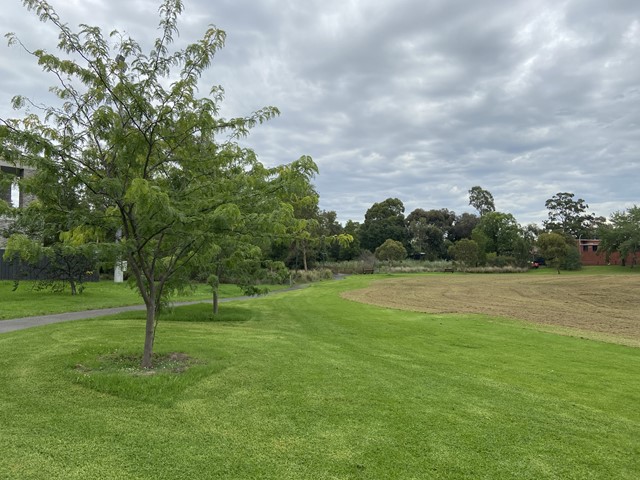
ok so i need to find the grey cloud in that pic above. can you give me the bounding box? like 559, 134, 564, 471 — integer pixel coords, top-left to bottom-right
1, 0, 638, 226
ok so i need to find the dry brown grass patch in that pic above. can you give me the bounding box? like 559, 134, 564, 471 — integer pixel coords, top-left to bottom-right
342, 274, 640, 346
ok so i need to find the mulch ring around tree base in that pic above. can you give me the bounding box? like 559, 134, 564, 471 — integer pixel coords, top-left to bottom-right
75, 352, 201, 376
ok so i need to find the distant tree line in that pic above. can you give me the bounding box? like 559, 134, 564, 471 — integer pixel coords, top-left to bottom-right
262, 185, 638, 271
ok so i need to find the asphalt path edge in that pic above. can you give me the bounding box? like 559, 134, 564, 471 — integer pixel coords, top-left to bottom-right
0, 284, 311, 334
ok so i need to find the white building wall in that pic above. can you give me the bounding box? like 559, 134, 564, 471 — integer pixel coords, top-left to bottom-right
1, 159, 36, 247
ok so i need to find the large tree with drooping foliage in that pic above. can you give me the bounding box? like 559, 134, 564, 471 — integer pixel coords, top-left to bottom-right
405, 208, 455, 258
0, 0, 316, 367
268, 171, 352, 270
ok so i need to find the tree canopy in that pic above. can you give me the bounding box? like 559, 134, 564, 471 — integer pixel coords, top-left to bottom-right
472, 212, 521, 257
408, 219, 446, 260
448, 238, 479, 268
449, 212, 479, 242
468, 186, 495, 217
537, 232, 574, 273
374, 238, 407, 263
598, 206, 640, 267
0, 0, 315, 367
544, 192, 594, 238
359, 198, 408, 252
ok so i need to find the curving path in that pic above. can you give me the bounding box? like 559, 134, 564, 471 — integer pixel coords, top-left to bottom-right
0, 274, 340, 333
0, 299, 235, 334
0, 283, 311, 334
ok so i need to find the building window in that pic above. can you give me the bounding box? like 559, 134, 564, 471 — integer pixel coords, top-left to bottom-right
592, 245, 598, 252
582, 245, 588, 252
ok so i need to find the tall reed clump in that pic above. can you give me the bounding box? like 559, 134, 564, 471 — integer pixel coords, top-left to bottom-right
291, 268, 334, 283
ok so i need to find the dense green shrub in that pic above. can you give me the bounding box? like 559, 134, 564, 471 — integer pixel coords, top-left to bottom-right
562, 246, 583, 271
465, 266, 529, 273
376, 260, 452, 273
374, 239, 407, 263
448, 239, 479, 267
486, 254, 517, 267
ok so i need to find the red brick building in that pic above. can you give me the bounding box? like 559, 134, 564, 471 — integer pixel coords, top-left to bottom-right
577, 239, 636, 266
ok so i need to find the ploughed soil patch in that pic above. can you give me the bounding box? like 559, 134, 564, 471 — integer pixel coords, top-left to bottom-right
343, 274, 640, 345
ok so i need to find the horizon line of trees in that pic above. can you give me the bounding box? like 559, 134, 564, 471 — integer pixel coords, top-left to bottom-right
264, 186, 637, 271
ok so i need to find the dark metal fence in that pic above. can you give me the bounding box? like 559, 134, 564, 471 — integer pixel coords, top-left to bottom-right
0, 249, 99, 282
0, 249, 38, 280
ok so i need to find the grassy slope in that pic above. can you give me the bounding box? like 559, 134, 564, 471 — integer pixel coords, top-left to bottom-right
0, 281, 286, 320
0, 275, 638, 479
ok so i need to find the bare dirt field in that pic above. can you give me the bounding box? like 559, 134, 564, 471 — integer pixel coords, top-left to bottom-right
343, 274, 640, 346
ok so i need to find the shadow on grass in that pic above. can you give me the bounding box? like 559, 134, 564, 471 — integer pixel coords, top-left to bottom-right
161, 303, 263, 324
66, 304, 263, 404
109, 303, 263, 324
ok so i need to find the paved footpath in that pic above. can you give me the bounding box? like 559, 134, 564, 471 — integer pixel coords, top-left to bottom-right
0, 295, 260, 334
0, 280, 329, 334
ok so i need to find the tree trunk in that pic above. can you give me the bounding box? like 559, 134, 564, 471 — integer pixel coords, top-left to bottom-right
302, 244, 308, 271
141, 298, 156, 368
213, 289, 219, 315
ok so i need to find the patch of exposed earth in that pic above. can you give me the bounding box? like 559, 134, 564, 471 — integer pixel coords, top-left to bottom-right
342, 274, 640, 345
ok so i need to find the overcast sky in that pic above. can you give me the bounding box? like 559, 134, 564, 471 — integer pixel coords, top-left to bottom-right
1, 0, 639, 225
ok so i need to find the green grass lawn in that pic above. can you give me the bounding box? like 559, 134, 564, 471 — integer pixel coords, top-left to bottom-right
0, 281, 287, 319
0, 275, 638, 479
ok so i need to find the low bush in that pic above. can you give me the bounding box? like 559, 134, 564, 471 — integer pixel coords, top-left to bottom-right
323, 260, 376, 274
325, 259, 534, 275
464, 266, 529, 273
291, 268, 334, 284
324, 259, 455, 274
377, 259, 453, 273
